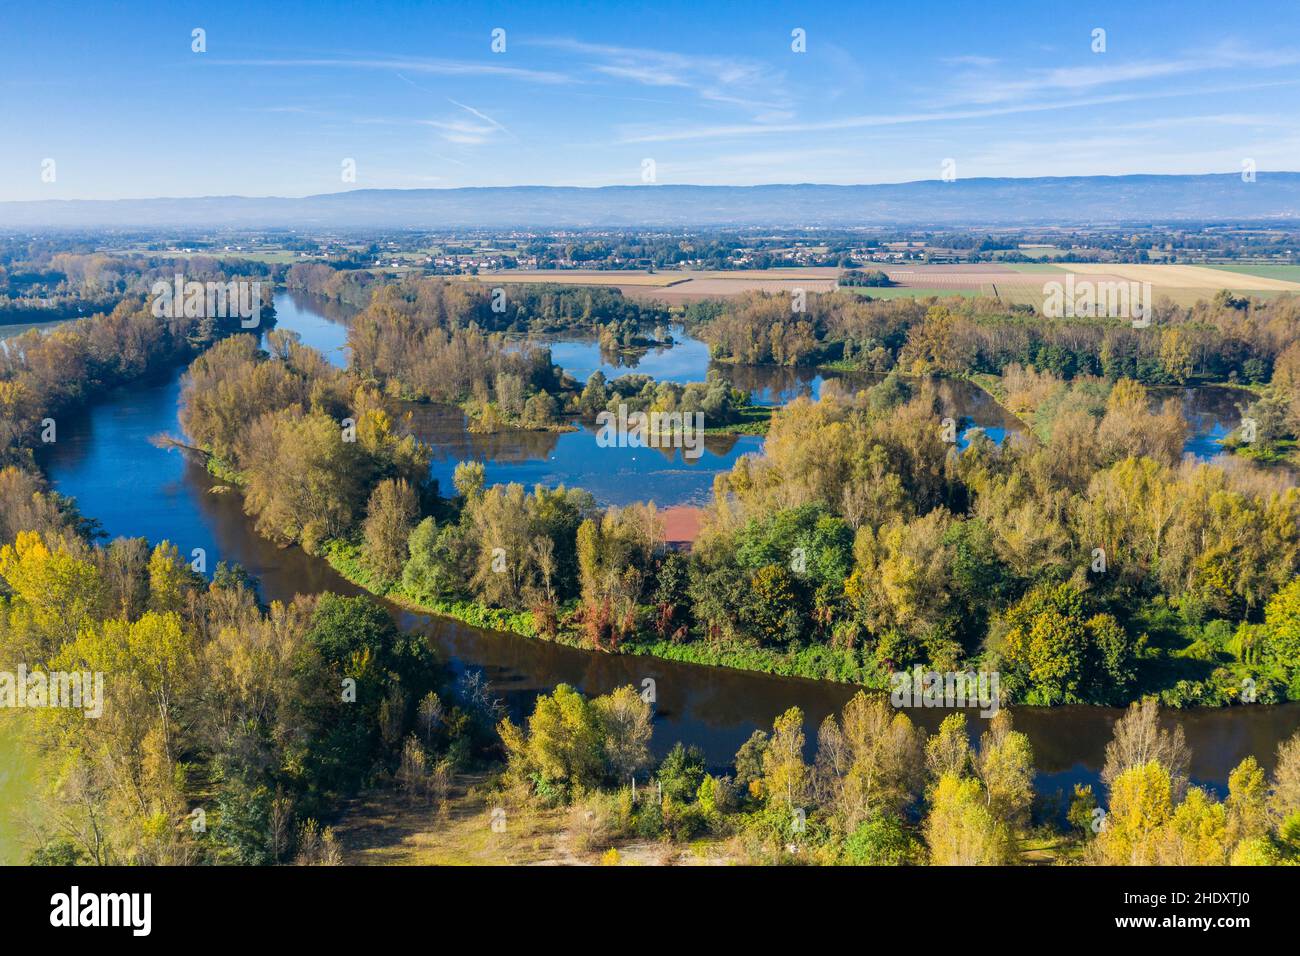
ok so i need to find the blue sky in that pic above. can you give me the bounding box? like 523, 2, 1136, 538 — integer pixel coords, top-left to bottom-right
5, 0, 1300, 200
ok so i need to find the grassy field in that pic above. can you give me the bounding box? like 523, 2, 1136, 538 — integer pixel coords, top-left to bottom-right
1003, 262, 1069, 273
1204, 264, 1300, 282
0, 727, 41, 864
332, 772, 737, 865
445, 263, 1300, 311
1063, 262, 1300, 292
329, 770, 1067, 866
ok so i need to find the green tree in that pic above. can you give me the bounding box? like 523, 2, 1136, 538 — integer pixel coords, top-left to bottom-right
362, 477, 418, 585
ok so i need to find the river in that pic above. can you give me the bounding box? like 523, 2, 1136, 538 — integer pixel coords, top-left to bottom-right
6, 291, 1295, 862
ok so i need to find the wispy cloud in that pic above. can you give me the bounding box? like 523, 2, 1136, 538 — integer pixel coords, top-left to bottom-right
415, 100, 512, 145
617, 77, 1300, 145
526, 38, 791, 117
448, 100, 509, 135
211, 56, 573, 85
939, 41, 1300, 106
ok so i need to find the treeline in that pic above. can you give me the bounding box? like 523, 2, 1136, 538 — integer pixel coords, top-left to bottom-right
0, 251, 277, 326
348, 369, 1300, 707
1, 291, 270, 470
284, 262, 379, 307
497, 685, 1300, 865
180, 334, 429, 553
347, 282, 571, 426
173, 277, 1300, 706
185, 325, 1300, 706
178, 333, 759, 647
0, 526, 500, 865
837, 269, 893, 288
343, 278, 678, 431
695, 289, 1300, 386
691, 375, 1300, 705
295, 270, 671, 335
576, 368, 756, 426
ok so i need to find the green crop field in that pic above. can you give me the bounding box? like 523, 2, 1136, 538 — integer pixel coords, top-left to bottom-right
1204, 264, 1300, 282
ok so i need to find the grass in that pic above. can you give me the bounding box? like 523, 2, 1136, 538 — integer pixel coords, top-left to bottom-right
120, 247, 309, 265
332, 772, 738, 865
703, 405, 771, 435
1203, 264, 1300, 282
0, 723, 42, 864
323, 540, 542, 636
623, 636, 883, 685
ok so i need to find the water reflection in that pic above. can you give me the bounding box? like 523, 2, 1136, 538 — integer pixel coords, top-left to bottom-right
264, 291, 355, 368
404, 402, 758, 506
543, 325, 712, 384
1160, 384, 1244, 460
33, 292, 1300, 796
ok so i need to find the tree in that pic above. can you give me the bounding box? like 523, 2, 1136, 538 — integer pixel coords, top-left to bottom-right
1260, 578, 1300, 680
402, 517, 447, 602
924, 773, 1012, 865
452, 460, 485, 501
499, 683, 605, 800
999, 583, 1090, 705
1225, 756, 1269, 849
1092, 761, 1174, 865
1101, 699, 1190, 799
925, 713, 971, 780
1271, 731, 1300, 822
761, 707, 808, 812
593, 685, 653, 782
1155, 786, 1227, 865
0, 531, 105, 661
362, 478, 418, 584
815, 691, 925, 830
657, 742, 706, 802
842, 812, 922, 865
976, 711, 1034, 828
745, 564, 803, 645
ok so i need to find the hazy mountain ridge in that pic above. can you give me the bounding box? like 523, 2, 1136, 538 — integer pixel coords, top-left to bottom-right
4, 173, 1300, 228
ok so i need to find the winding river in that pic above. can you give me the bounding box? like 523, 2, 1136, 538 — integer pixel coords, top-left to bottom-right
12, 291, 1298, 857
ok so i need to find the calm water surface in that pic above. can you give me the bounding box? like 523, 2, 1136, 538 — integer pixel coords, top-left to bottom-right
23, 292, 1300, 844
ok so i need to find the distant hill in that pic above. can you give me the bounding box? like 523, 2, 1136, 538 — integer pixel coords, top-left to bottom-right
4, 174, 1300, 229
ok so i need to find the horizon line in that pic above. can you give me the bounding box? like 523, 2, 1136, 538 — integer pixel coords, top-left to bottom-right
5, 169, 1298, 206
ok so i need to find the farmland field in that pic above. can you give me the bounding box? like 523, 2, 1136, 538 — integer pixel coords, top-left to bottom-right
1062, 262, 1300, 292
460, 270, 690, 287
1204, 264, 1300, 282
453, 263, 1300, 311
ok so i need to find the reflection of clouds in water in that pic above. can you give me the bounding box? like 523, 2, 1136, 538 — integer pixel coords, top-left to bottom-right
545, 326, 711, 385
406, 404, 761, 507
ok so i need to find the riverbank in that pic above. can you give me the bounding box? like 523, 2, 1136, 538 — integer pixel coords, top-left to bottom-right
322, 538, 887, 686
